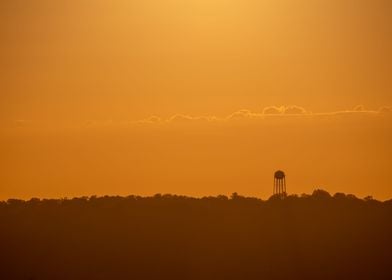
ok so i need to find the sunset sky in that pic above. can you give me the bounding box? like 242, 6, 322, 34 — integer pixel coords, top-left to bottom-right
1, 0, 391, 200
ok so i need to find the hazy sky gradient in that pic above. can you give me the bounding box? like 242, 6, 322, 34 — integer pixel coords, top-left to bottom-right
1, 0, 391, 199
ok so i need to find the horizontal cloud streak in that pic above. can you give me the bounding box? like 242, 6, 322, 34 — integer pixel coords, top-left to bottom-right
135, 105, 389, 125
7, 106, 390, 129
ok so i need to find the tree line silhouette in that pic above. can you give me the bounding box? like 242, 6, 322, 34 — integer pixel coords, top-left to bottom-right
1, 190, 391, 280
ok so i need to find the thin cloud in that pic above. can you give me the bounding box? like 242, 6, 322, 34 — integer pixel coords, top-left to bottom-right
353, 105, 365, 112
78, 106, 390, 127
379, 106, 391, 113
225, 110, 263, 121
283, 105, 308, 115
136, 116, 163, 124
136, 106, 388, 125
262, 106, 283, 115
261, 105, 308, 115
313, 108, 380, 117
135, 114, 217, 125
168, 114, 216, 123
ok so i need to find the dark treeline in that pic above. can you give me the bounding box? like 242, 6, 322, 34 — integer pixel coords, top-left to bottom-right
1, 190, 392, 280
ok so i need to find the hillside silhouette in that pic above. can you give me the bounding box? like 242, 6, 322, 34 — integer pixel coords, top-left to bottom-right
1, 190, 392, 280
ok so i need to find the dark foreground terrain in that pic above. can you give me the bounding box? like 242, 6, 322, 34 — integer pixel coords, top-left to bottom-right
1, 190, 392, 280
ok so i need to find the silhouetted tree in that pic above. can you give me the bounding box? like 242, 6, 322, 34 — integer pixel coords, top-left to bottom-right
312, 189, 331, 199
0, 192, 391, 280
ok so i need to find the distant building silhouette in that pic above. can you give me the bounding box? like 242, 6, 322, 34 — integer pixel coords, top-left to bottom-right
274, 170, 287, 197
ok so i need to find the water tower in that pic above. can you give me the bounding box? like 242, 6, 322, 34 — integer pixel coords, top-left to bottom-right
274, 170, 286, 197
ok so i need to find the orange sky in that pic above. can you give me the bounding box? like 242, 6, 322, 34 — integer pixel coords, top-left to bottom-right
1, 0, 391, 200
